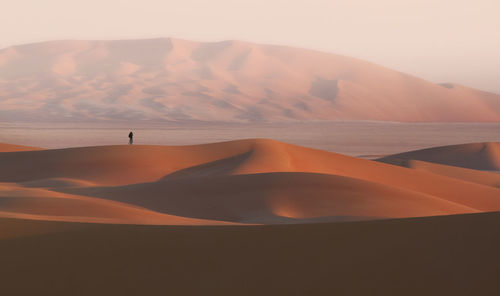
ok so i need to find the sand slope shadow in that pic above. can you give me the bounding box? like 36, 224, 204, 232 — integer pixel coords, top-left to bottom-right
160, 151, 253, 180
379, 142, 500, 171
0, 183, 233, 225
61, 172, 477, 224
404, 160, 500, 188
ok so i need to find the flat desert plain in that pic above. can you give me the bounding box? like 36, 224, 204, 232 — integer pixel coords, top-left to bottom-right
0, 137, 499, 295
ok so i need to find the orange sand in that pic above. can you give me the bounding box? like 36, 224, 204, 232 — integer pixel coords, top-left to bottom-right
1, 139, 499, 295
379, 142, 500, 170
1, 139, 499, 224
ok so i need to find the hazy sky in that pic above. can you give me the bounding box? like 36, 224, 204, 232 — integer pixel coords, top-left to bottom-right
1, 0, 499, 93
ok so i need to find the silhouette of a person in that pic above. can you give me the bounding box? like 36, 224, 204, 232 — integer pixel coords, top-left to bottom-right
128, 131, 134, 145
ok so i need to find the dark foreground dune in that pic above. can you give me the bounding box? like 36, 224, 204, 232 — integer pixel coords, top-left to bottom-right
1, 140, 499, 295
1, 212, 499, 296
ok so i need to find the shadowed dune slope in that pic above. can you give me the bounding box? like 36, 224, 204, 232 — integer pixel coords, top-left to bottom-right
0, 183, 233, 225
0, 212, 499, 295
0, 216, 78, 239
2, 139, 500, 220
404, 160, 500, 188
379, 142, 500, 171
20, 178, 97, 188
63, 172, 477, 223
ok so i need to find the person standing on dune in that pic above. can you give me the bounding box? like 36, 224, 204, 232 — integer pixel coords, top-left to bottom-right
128, 131, 134, 145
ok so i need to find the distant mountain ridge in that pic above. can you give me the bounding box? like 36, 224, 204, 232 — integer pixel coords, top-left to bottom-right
0, 38, 499, 122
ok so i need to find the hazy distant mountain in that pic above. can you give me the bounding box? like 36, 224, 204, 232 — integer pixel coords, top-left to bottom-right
0, 38, 499, 122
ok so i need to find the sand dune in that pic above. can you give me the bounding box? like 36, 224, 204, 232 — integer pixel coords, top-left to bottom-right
402, 160, 500, 188
1, 38, 500, 122
2, 38, 499, 295
63, 172, 476, 223
0, 182, 232, 225
1, 140, 499, 294
20, 177, 97, 188
0, 143, 42, 152
1, 139, 499, 225
0, 212, 499, 295
0, 141, 257, 185
379, 142, 500, 170
0, 216, 77, 239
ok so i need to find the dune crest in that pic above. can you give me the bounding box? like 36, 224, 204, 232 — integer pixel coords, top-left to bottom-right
1, 139, 499, 225
1, 38, 500, 122
379, 142, 500, 171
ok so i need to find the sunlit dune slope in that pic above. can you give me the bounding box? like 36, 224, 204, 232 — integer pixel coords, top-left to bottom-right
379, 142, 500, 170
2, 139, 500, 209
1, 139, 499, 224
0, 143, 42, 152
403, 160, 500, 188
0, 183, 233, 225
1, 212, 499, 295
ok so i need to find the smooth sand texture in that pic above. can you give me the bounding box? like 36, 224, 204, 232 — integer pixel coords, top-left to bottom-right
1, 139, 499, 295
0, 183, 233, 225
0, 212, 499, 295
0, 143, 42, 152
1, 39, 500, 122
404, 160, 500, 188
379, 142, 500, 170
63, 173, 477, 223
0, 139, 499, 224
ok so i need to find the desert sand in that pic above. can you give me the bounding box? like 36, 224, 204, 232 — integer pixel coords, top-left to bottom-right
1, 139, 499, 295
1, 38, 500, 122
379, 142, 500, 171
0, 213, 499, 295
0, 142, 42, 152
2, 139, 500, 224
383, 159, 500, 188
